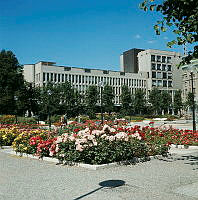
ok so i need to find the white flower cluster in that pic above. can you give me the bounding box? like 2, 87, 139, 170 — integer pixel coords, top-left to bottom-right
50, 125, 142, 154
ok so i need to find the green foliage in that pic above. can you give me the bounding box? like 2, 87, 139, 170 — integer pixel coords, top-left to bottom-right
133, 89, 146, 115
102, 85, 115, 115
0, 50, 24, 114
56, 138, 149, 165
140, 0, 198, 65
85, 85, 99, 119
149, 88, 162, 115
173, 90, 183, 115
160, 91, 172, 114
15, 82, 40, 117
120, 85, 132, 115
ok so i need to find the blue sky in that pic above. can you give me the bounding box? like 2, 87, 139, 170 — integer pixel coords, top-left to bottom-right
0, 0, 185, 71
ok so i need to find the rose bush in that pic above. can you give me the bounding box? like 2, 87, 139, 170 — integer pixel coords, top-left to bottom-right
1, 120, 198, 165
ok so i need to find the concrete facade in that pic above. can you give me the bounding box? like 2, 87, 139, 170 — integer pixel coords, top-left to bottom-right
23, 61, 148, 106
23, 49, 183, 106
138, 49, 183, 100
120, 48, 144, 73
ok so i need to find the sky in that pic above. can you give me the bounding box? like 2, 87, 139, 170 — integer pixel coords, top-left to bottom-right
0, 0, 186, 71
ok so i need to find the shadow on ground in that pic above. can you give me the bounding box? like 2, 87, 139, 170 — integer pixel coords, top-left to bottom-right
73, 180, 125, 200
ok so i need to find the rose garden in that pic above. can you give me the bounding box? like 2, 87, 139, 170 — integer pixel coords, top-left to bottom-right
1, 115, 198, 167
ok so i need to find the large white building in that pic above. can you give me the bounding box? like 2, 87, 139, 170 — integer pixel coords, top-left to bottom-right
23, 49, 183, 106
23, 61, 148, 106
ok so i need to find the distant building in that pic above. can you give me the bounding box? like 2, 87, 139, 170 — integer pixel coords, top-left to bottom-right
120, 48, 144, 73
23, 49, 183, 107
23, 61, 147, 106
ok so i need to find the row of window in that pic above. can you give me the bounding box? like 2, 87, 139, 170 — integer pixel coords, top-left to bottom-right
152, 80, 172, 87
71, 85, 146, 96
152, 72, 172, 79
41, 72, 147, 87
151, 55, 172, 63
151, 63, 172, 71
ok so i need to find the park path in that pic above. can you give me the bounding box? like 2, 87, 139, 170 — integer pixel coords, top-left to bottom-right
0, 149, 198, 200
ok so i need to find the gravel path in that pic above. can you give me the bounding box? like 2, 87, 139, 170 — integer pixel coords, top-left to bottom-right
0, 150, 198, 200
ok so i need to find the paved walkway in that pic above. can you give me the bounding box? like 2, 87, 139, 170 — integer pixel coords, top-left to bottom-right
1, 148, 198, 200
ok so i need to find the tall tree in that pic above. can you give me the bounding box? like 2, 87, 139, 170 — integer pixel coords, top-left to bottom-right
58, 82, 84, 118
85, 85, 99, 119
161, 90, 172, 114
140, 0, 198, 64
15, 82, 40, 117
134, 89, 146, 115
173, 90, 183, 116
39, 82, 60, 119
102, 85, 114, 115
149, 88, 162, 115
0, 50, 24, 114
120, 85, 132, 115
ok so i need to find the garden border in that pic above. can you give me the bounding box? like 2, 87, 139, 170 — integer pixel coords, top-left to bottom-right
0, 146, 166, 170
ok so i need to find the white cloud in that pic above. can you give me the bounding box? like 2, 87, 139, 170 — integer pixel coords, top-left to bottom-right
147, 40, 155, 44
163, 36, 168, 40
135, 34, 141, 39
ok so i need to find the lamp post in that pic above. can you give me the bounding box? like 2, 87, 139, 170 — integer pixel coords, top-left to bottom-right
14, 96, 18, 124
47, 90, 52, 131
99, 82, 104, 124
182, 59, 198, 131
190, 72, 196, 131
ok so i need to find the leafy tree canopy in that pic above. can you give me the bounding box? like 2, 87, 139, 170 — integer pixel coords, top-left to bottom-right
140, 0, 198, 65
102, 85, 114, 115
0, 50, 24, 114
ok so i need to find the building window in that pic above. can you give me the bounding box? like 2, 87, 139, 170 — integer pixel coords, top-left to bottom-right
54, 73, 57, 82
47, 73, 49, 81
157, 80, 162, 86
163, 72, 167, 79
167, 57, 171, 63
162, 56, 166, 63
43, 73, 46, 82
168, 73, 172, 79
168, 81, 172, 87
162, 64, 166, 71
152, 72, 156, 78
167, 65, 172, 71
58, 74, 60, 82
82, 76, 84, 83
51, 73, 53, 81
157, 56, 161, 62
62, 74, 64, 82
163, 80, 167, 87
65, 74, 68, 81
152, 80, 156, 86
157, 64, 161, 70
151, 55, 155, 62
69, 74, 71, 82
151, 63, 156, 70
120, 72, 125, 75
157, 72, 162, 79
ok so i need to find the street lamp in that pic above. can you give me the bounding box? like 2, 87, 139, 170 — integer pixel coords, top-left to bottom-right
98, 82, 104, 124
182, 59, 198, 131
14, 96, 18, 124
47, 90, 52, 131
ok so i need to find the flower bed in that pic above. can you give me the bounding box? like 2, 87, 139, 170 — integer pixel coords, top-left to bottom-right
1, 121, 198, 165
